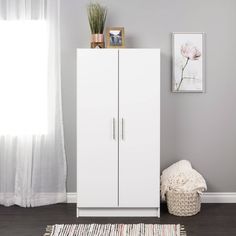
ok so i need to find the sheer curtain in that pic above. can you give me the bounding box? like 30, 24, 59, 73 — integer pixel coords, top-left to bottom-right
0, 0, 67, 207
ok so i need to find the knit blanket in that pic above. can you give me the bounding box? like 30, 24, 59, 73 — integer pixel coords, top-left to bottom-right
161, 160, 207, 200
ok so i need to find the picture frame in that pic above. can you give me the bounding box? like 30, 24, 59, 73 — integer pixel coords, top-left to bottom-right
172, 32, 205, 93
106, 27, 125, 48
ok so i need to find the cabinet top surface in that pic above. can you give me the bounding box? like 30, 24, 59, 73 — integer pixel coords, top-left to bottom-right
77, 48, 160, 51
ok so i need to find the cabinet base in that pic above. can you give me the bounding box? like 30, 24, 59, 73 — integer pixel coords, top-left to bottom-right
76, 208, 160, 217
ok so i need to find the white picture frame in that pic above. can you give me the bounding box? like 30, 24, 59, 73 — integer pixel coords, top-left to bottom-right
172, 32, 205, 93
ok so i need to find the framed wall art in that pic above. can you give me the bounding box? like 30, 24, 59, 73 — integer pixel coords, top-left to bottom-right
172, 32, 205, 92
106, 27, 125, 48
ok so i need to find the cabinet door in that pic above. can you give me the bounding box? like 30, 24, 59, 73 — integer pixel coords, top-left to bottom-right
119, 49, 160, 207
77, 49, 118, 207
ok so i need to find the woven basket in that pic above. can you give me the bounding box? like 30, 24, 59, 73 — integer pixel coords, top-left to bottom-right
166, 190, 201, 216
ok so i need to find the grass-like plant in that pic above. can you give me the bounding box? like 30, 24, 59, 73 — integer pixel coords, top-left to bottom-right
87, 3, 107, 34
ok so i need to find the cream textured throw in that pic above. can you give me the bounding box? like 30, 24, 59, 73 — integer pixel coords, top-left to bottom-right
161, 160, 207, 200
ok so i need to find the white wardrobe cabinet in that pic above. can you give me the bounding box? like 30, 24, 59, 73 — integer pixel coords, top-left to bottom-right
77, 49, 160, 217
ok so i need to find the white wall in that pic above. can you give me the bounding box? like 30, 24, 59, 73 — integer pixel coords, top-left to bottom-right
61, 0, 236, 192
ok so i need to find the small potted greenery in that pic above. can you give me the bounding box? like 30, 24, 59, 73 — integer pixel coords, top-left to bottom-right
87, 2, 107, 48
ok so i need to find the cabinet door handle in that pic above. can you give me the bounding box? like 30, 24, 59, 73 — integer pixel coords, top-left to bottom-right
122, 118, 124, 140
112, 118, 116, 140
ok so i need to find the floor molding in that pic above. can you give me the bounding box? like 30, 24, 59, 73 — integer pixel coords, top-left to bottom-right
67, 192, 77, 203
201, 192, 236, 203
66, 192, 236, 204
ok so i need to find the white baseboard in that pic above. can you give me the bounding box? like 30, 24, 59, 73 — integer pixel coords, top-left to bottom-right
66, 192, 236, 204
67, 192, 77, 203
201, 192, 236, 203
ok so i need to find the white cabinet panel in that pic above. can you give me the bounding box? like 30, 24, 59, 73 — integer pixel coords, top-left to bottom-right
77, 49, 118, 207
119, 49, 160, 207
77, 49, 160, 216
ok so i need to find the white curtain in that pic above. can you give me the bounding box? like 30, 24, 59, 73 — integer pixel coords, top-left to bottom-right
0, 0, 67, 207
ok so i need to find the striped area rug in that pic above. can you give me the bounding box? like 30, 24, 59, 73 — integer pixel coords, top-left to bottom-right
44, 224, 186, 236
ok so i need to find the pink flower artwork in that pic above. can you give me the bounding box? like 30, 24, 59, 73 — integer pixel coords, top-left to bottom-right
177, 43, 202, 91
181, 43, 201, 60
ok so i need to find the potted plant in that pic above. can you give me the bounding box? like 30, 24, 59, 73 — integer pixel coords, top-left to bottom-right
87, 2, 107, 48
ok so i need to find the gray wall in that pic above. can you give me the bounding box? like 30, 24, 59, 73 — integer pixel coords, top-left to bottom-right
61, 0, 236, 192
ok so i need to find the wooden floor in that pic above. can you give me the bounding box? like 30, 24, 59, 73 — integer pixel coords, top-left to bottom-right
0, 203, 235, 236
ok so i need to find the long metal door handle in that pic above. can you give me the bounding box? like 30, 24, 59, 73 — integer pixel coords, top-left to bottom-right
122, 118, 124, 140
112, 118, 116, 140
